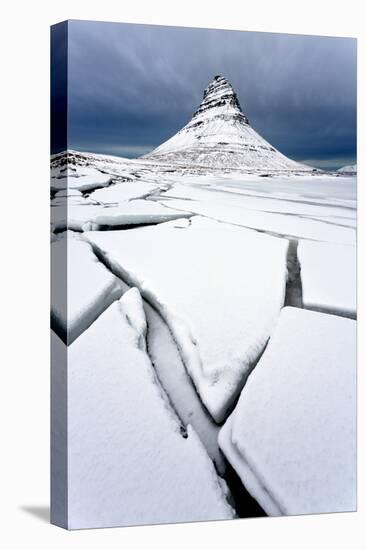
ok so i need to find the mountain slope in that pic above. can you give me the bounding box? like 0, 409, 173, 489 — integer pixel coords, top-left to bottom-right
143, 75, 312, 172
337, 164, 357, 174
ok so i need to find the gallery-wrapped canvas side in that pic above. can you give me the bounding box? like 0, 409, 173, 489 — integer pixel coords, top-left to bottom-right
50, 20, 68, 529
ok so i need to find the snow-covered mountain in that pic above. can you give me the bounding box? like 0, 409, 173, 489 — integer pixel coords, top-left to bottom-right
337, 164, 357, 174
143, 75, 312, 172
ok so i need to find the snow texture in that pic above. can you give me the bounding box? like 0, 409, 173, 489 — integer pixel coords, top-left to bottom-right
68, 292, 234, 529
119, 286, 147, 351
298, 240, 356, 317
85, 216, 288, 422
219, 307, 356, 516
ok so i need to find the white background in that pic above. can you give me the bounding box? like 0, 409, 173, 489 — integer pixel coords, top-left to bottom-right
1, 1, 364, 548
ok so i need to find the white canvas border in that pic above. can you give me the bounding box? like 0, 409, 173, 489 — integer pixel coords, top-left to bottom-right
1, 1, 364, 548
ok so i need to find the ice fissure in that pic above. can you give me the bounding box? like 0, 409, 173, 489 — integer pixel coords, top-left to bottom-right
284, 239, 303, 308
80, 235, 225, 465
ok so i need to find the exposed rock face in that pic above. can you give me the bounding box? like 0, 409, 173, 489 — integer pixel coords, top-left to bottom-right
143, 75, 311, 171
191, 75, 249, 126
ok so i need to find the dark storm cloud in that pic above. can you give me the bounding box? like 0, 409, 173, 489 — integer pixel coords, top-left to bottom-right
60, 20, 356, 169
51, 21, 68, 153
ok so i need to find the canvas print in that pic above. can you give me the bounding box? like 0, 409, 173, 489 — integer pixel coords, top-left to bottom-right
50, 20, 357, 529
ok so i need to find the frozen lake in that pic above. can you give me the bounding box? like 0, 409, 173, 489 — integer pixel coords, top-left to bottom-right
51, 150, 356, 526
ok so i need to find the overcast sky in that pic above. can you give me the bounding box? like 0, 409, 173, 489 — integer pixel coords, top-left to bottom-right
55, 20, 357, 170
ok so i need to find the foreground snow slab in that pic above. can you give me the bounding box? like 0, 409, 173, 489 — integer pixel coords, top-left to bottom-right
219, 307, 356, 516
51, 232, 122, 344
85, 217, 288, 422
298, 241, 356, 318
68, 291, 234, 529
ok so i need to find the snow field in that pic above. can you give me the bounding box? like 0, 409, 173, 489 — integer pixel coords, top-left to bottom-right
67, 291, 234, 528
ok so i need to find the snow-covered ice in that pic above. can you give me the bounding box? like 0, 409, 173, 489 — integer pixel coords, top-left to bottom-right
67, 291, 234, 529
85, 216, 288, 422
51, 232, 122, 344
219, 307, 356, 516
298, 240, 356, 318
156, 175, 356, 244
51, 112, 356, 524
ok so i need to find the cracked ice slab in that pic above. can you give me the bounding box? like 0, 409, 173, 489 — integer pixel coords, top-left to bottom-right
298, 240, 356, 318
85, 216, 288, 422
83, 199, 192, 230
67, 291, 234, 529
88, 180, 160, 203
51, 166, 114, 193
51, 198, 191, 233
144, 301, 225, 473
51, 232, 122, 344
219, 307, 356, 516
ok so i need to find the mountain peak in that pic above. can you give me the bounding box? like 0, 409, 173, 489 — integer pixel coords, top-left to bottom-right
192, 75, 248, 125
143, 76, 311, 172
